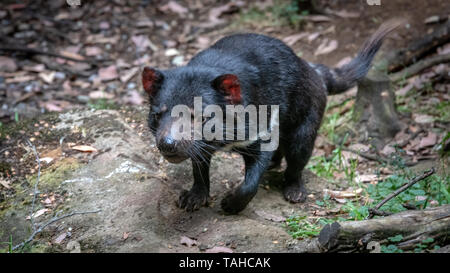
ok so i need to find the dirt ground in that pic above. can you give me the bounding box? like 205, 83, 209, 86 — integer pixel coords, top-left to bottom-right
0, 0, 449, 252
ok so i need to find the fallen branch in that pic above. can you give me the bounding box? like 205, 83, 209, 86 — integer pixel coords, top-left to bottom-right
25, 139, 41, 232
318, 204, 450, 252
385, 21, 450, 73
390, 53, 450, 82
12, 209, 101, 251
0, 45, 107, 66
368, 168, 435, 218
342, 147, 417, 167
11, 139, 101, 252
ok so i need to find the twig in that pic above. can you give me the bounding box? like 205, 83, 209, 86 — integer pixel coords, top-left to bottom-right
12, 209, 101, 251
342, 147, 417, 167
25, 139, 41, 232
12, 139, 101, 252
368, 168, 435, 219
0, 45, 106, 66
390, 53, 450, 82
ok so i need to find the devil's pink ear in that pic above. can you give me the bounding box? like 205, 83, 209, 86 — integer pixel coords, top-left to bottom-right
212, 74, 242, 104
142, 67, 164, 96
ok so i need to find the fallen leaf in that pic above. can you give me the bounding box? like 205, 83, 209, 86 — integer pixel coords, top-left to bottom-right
414, 114, 434, 124
0, 56, 18, 72
304, 15, 332, 22
123, 90, 144, 105
41, 100, 71, 112
424, 15, 440, 24
54, 233, 67, 244
98, 65, 118, 81
356, 174, 380, 183
381, 145, 396, 156
89, 90, 114, 99
0, 179, 11, 189
85, 46, 103, 56
419, 133, 437, 149
327, 9, 360, 18
26, 208, 49, 219
180, 236, 198, 247
283, 33, 309, 46
72, 145, 98, 153
40, 157, 54, 164
123, 232, 129, 240
205, 246, 233, 253
335, 57, 352, 67
23, 64, 46, 73
323, 188, 363, 199
307, 32, 321, 42
5, 75, 35, 83
159, 1, 189, 16
39, 71, 56, 84
59, 50, 85, 61
120, 67, 139, 83
199, 1, 244, 28
165, 48, 180, 57
132, 35, 158, 52
314, 39, 338, 56
396, 82, 414, 96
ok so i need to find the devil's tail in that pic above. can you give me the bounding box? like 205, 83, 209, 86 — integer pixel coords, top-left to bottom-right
315, 20, 402, 95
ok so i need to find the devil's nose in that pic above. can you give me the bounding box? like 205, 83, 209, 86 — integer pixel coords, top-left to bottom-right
158, 136, 177, 154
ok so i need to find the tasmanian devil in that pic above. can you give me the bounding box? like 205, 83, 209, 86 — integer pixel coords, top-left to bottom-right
142, 21, 400, 214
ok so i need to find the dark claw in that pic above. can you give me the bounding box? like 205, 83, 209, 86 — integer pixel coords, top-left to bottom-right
177, 189, 209, 212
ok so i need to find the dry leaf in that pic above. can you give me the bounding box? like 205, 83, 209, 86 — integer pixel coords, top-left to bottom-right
39, 71, 56, 84
323, 188, 363, 199
315, 39, 338, 56
72, 145, 98, 153
54, 233, 67, 244
85, 46, 103, 56
205, 246, 233, 253
26, 208, 49, 219
0, 56, 18, 72
283, 33, 309, 46
180, 236, 198, 247
419, 133, 437, 149
414, 114, 434, 124
60, 50, 85, 61
159, 1, 189, 16
40, 157, 54, 164
120, 67, 139, 83
89, 90, 114, 99
98, 65, 118, 81
0, 179, 11, 189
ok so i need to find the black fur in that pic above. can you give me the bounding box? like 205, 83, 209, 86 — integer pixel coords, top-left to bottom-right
144, 21, 399, 214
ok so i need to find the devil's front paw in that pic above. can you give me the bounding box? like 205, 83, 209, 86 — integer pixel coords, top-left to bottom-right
177, 189, 209, 212
221, 192, 251, 215
283, 183, 307, 203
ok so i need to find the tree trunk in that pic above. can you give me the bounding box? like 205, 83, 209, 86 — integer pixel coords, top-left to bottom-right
318, 205, 450, 252
353, 70, 403, 148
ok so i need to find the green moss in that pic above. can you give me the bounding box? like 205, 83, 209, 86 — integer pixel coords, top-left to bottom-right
26, 158, 82, 192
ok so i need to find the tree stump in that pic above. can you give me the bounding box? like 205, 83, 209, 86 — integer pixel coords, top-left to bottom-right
353, 70, 403, 148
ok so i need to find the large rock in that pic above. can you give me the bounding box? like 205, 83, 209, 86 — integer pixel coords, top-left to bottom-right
1, 107, 328, 253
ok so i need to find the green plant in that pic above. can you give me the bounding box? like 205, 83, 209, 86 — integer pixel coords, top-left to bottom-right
87, 98, 117, 110
285, 216, 334, 239
1, 235, 13, 253
367, 171, 449, 214
342, 201, 369, 221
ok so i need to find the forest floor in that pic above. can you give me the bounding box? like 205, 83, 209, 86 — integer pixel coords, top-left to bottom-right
0, 0, 449, 253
